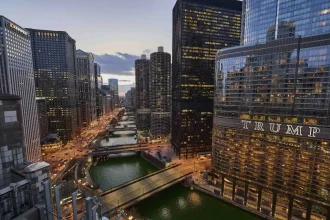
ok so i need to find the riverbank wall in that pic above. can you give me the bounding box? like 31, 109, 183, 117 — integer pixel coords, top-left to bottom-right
193, 184, 273, 220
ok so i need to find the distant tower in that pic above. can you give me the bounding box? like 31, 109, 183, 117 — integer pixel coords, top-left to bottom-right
108, 78, 119, 106
76, 49, 97, 128
150, 47, 171, 139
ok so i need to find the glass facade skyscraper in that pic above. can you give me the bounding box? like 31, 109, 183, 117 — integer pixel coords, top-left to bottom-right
213, 0, 330, 219
76, 50, 97, 127
108, 78, 119, 106
242, 0, 330, 45
28, 28, 78, 142
0, 17, 41, 162
172, 0, 242, 158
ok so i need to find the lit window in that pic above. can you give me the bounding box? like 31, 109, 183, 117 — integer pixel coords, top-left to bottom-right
4, 110, 17, 122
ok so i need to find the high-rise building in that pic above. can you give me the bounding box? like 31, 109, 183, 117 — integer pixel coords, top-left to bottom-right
0, 94, 50, 219
172, 0, 242, 158
150, 47, 171, 139
36, 97, 49, 140
94, 63, 102, 89
28, 28, 78, 143
213, 0, 330, 219
125, 89, 132, 108
109, 78, 119, 106
135, 54, 150, 109
125, 87, 136, 110
135, 54, 151, 131
0, 16, 41, 162
76, 50, 97, 127
94, 63, 103, 118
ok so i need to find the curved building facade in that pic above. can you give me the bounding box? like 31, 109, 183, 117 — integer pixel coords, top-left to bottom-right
213, 32, 330, 219
135, 54, 151, 131
150, 47, 171, 139
242, 0, 330, 45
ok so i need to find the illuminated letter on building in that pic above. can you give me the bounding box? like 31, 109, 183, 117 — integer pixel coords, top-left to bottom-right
269, 123, 281, 133
254, 122, 264, 131
308, 127, 320, 138
285, 125, 302, 136
241, 120, 251, 129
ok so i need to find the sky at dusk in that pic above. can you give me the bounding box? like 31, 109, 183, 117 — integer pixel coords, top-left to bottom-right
0, 0, 177, 96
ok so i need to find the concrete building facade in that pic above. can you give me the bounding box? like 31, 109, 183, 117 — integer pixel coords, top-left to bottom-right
150, 47, 171, 139
0, 16, 41, 162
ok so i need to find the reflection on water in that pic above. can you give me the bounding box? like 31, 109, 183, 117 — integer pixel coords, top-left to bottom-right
89, 155, 158, 191
131, 185, 260, 220
188, 191, 202, 206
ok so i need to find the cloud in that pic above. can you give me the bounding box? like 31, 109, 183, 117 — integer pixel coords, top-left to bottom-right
93, 52, 140, 76
119, 83, 135, 96
142, 49, 154, 56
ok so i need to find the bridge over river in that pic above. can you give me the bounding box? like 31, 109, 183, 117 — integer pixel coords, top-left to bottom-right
99, 164, 193, 215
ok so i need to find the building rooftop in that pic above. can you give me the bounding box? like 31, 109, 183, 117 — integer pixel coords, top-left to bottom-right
23, 162, 49, 173
179, 0, 242, 11
0, 94, 21, 100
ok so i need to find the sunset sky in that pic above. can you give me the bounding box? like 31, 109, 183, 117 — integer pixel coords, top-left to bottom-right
0, 0, 176, 96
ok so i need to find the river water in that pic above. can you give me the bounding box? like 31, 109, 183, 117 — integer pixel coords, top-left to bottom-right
90, 154, 157, 191
131, 184, 260, 220
90, 155, 260, 219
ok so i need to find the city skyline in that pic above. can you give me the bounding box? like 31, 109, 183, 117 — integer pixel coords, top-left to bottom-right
0, 0, 178, 95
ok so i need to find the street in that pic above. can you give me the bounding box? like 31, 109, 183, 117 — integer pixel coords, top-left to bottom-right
44, 109, 122, 180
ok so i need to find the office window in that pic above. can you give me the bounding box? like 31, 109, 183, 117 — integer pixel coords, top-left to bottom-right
4, 110, 17, 122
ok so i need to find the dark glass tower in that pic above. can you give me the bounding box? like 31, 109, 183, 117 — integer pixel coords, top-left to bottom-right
28, 29, 78, 142
213, 0, 330, 219
172, 0, 242, 158
94, 63, 103, 118
76, 50, 97, 128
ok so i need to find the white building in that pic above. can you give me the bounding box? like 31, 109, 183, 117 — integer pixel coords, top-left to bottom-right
0, 16, 41, 162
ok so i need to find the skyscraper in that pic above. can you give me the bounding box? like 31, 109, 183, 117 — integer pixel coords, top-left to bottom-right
135, 54, 151, 130
36, 97, 49, 140
150, 47, 171, 139
76, 50, 97, 127
0, 94, 50, 218
108, 78, 119, 106
213, 0, 330, 219
172, 0, 242, 158
0, 16, 41, 162
94, 63, 103, 118
28, 28, 78, 142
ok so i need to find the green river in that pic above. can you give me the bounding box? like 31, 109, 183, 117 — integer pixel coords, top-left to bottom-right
90, 155, 260, 220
